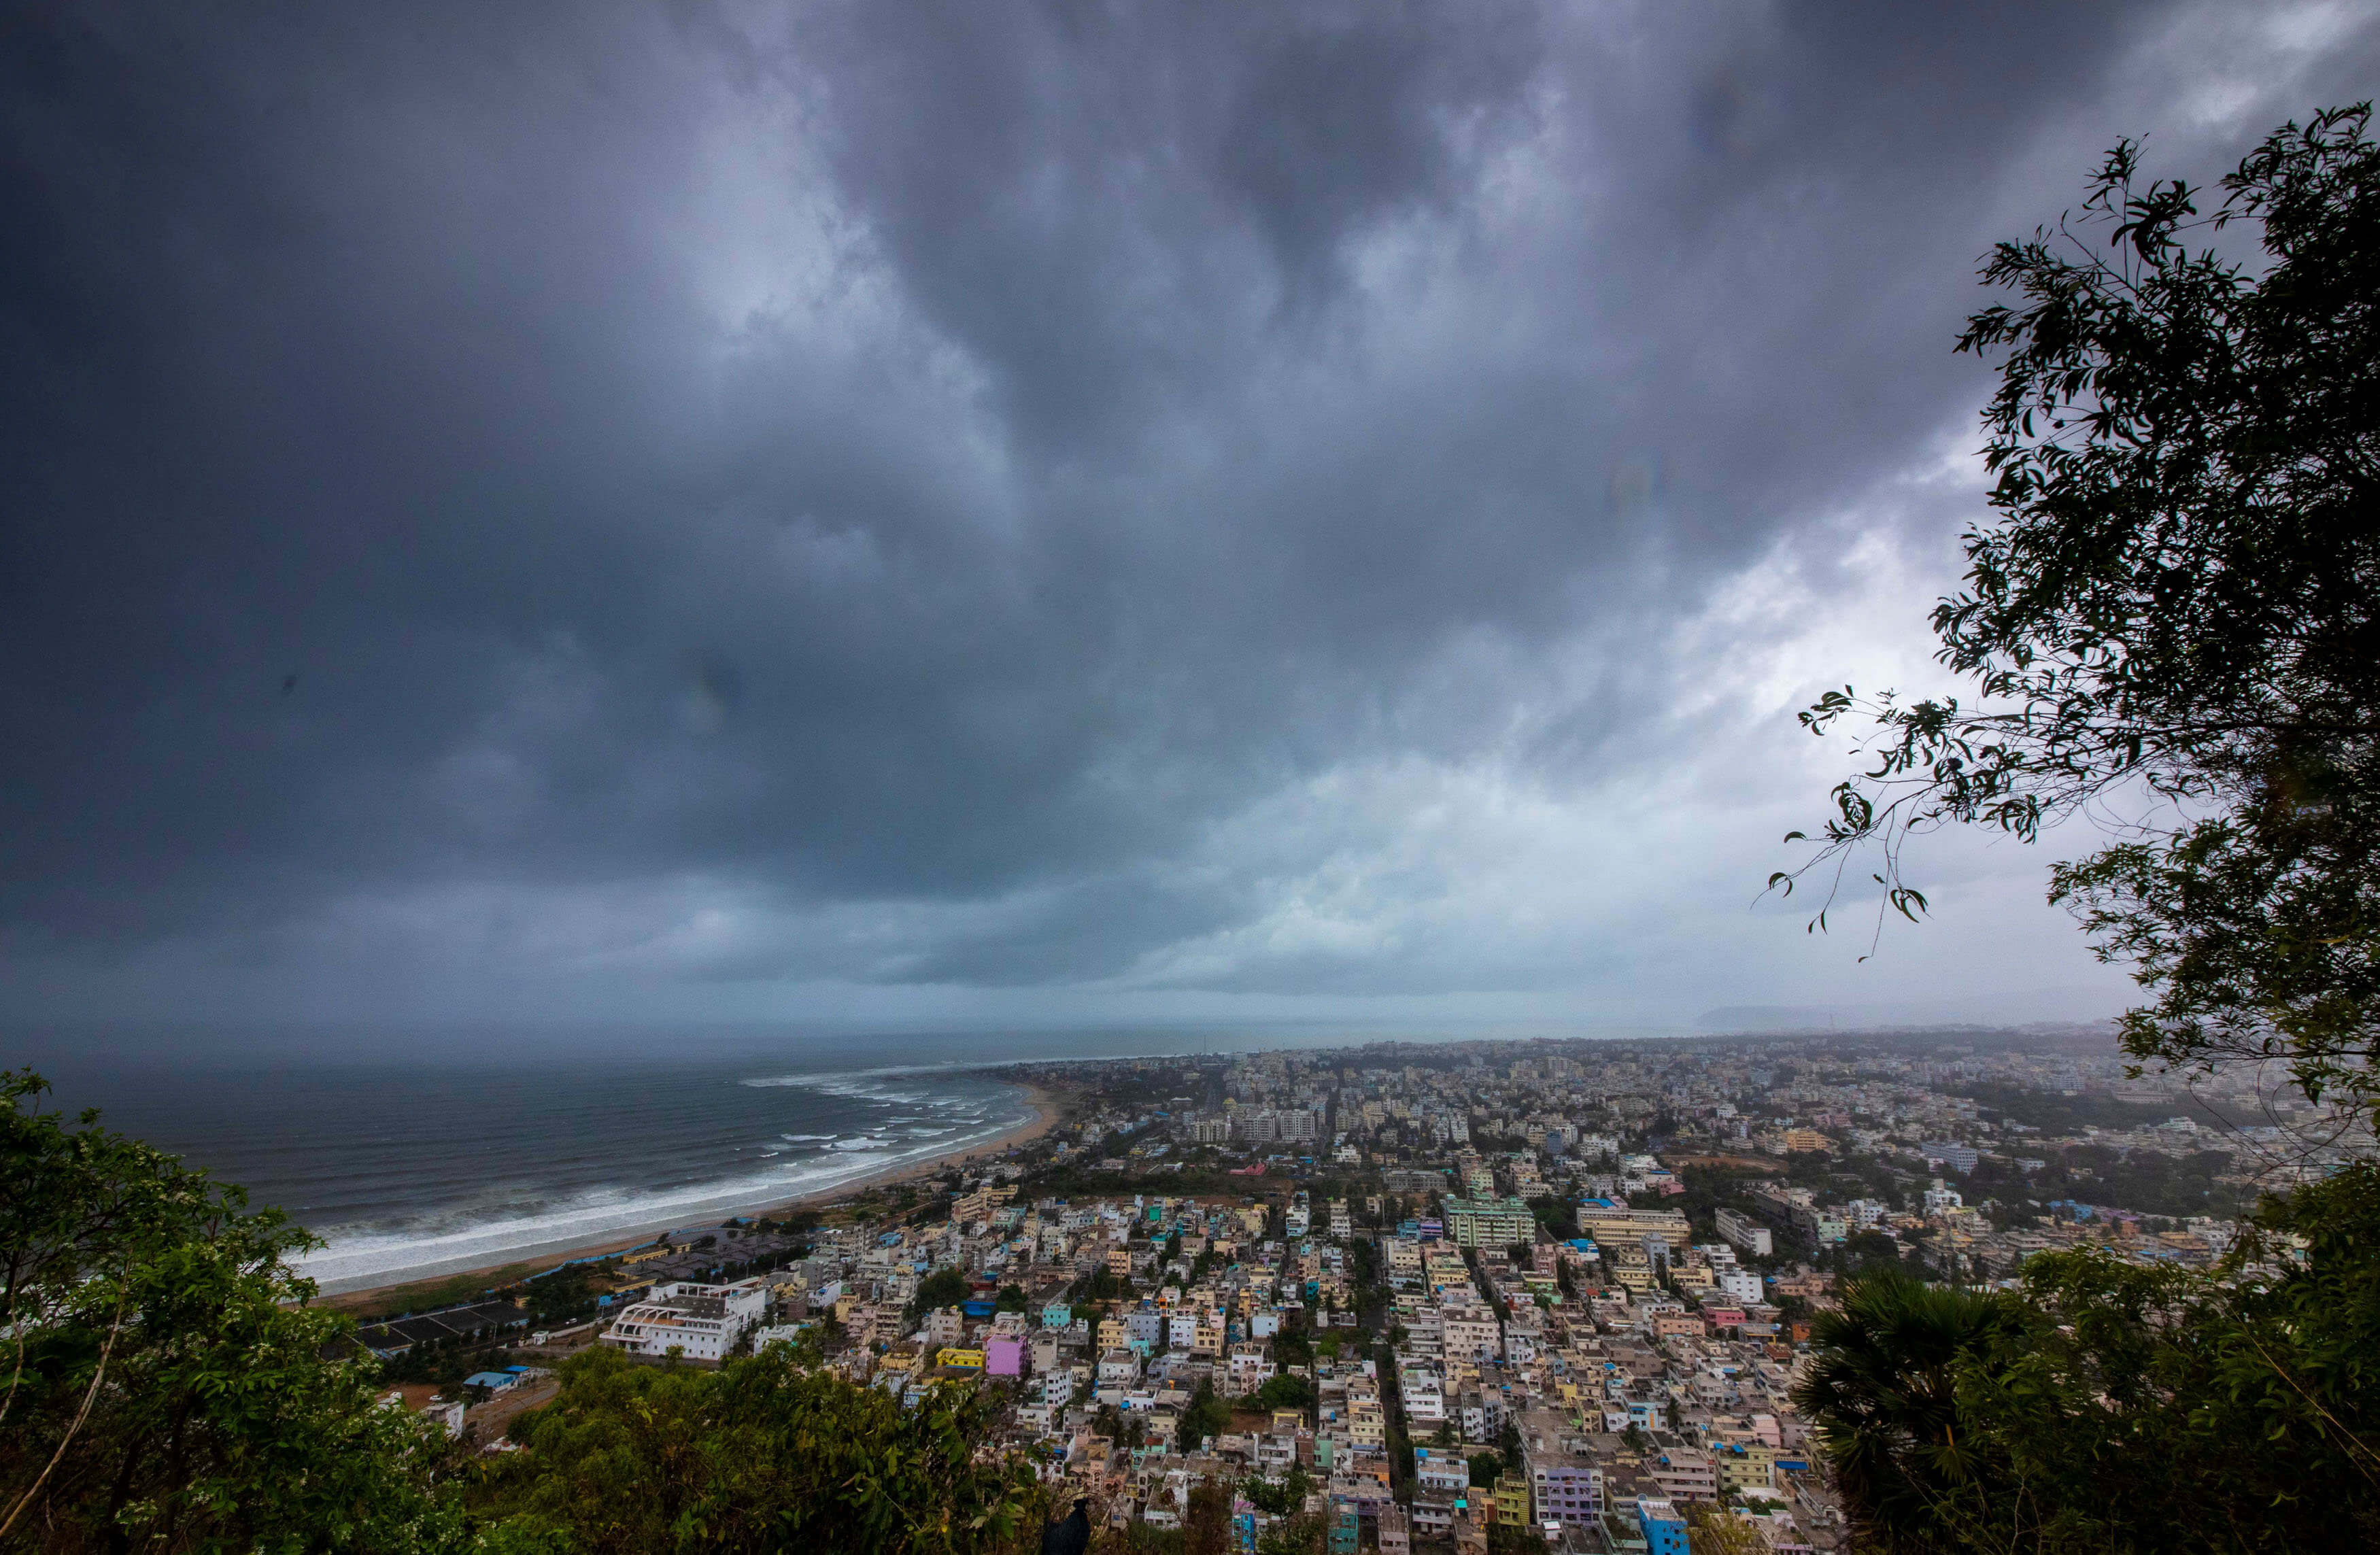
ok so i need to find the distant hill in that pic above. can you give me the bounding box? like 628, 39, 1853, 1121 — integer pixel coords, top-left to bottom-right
1696, 985, 2127, 1033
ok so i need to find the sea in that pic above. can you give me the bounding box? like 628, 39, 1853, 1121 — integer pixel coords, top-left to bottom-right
12, 1023, 1450, 1295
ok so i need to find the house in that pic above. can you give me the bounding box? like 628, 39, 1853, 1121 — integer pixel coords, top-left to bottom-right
1413, 1448, 1470, 1494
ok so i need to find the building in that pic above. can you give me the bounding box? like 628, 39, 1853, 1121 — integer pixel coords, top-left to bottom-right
1782, 1129, 1831, 1154
1713, 1208, 1773, 1258
1444, 1196, 1535, 1248
1493, 1472, 1531, 1528
1650, 1446, 1717, 1503
1413, 1448, 1471, 1494
1233, 1108, 1320, 1145
1576, 1203, 1692, 1247
1716, 1269, 1765, 1303
1920, 1141, 1981, 1173
602, 1281, 767, 1361
1637, 1497, 1688, 1555
1518, 1411, 1604, 1534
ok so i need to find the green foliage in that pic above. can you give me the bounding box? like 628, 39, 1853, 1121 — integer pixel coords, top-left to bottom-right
1245, 1373, 1315, 1415
1798, 1163, 2380, 1552
0, 1070, 465, 1554
1180, 1380, 1229, 1448
1467, 1452, 1501, 1491
1782, 104, 2380, 1115
477, 1344, 1041, 1554
1793, 1269, 2025, 1548
993, 1283, 1027, 1313
1074, 1264, 1125, 1304
522, 1263, 600, 1324
1240, 1465, 1311, 1517
907, 1266, 971, 1322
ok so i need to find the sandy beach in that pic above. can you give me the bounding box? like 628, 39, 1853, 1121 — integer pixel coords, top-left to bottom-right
324, 1080, 1061, 1312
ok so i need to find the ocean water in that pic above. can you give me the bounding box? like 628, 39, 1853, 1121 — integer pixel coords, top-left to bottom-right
26, 1052, 1034, 1294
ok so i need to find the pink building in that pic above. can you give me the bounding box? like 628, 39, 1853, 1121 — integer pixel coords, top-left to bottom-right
985, 1337, 1026, 1377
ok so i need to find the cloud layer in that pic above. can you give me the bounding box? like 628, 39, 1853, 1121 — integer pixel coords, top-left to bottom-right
5, 0, 2373, 1032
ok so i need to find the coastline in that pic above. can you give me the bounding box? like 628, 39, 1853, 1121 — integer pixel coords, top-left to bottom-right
320, 1080, 1060, 1310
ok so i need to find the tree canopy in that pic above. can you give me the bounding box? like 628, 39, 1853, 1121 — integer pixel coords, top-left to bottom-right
1797, 1163, 2380, 1552
1, 1069, 464, 1554
1780, 103, 2380, 1116
1790, 103, 2380, 1555
474, 1346, 1043, 1554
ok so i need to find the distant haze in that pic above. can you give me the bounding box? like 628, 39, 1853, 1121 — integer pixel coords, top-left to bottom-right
5, 3, 2373, 1055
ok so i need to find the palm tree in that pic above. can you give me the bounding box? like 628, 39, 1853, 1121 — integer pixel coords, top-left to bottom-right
1792, 1268, 2016, 1551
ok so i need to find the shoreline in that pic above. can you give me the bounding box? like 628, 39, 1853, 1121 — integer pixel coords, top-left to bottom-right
320, 1080, 1060, 1310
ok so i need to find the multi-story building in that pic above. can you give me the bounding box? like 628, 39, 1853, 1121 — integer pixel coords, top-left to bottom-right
1442, 1308, 1502, 1364
1717, 1269, 1765, 1303
601, 1280, 767, 1362
1577, 1203, 1692, 1248
1714, 1207, 1773, 1257
1517, 1410, 1603, 1533
1637, 1497, 1688, 1555
1444, 1196, 1535, 1249
1650, 1446, 1717, 1503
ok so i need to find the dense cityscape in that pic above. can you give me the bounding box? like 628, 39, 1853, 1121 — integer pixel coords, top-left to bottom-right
358, 1027, 2359, 1552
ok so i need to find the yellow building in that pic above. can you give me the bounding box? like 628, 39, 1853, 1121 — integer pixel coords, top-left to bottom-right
1717, 1442, 1777, 1494
936, 1346, 985, 1370
1495, 1476, 1531, 1528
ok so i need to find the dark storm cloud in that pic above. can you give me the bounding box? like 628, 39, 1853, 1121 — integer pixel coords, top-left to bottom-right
3, 0, 2373, 1019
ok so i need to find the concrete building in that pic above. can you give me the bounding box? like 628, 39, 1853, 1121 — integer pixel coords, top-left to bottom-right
1638, 1497, 1688, 1555
601, 1280, 767, 1362
1443, 1196, 1535, 1249
1577, 1203, 1692, 1247
1713, 1208, 1773, 1258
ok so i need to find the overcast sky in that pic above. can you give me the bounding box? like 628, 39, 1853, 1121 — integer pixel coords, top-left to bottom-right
5, 1, 2374, 1044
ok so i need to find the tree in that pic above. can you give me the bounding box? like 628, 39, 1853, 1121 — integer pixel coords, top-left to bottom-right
1240, 1465, 1311, 1517
908, 1266, 971, 1322
0, 1070, 464, 1553
993, 1283, 1028, 1313
1467, 1452, 1501, 1491
1184, 1480, 1231, 1555
1180, 1380, 1229, 1448
477, 1344, 1043, 1553
1685, 1505, 1771, 1555
1778, 104, 2380, 1119
1792, 1269, 2023, 1551
1247, 1373, 1316, 1416
1796, 1164, 2380, 1553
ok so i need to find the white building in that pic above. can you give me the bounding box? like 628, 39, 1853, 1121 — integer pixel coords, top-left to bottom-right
601, 1280, 768, 1362
1716, 1269, 1765, 1303
1714, 1208, 1773, 1258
